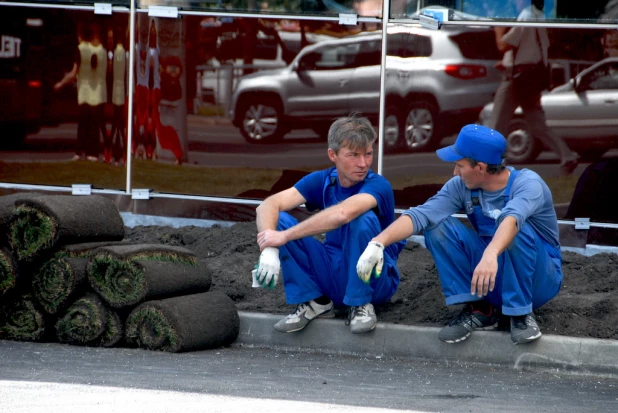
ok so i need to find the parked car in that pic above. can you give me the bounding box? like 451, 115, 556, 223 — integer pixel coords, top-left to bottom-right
479, 58, 618, 163
229, 25, 503, 151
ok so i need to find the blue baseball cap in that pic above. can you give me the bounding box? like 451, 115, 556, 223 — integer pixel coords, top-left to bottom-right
436, 124, 506, 165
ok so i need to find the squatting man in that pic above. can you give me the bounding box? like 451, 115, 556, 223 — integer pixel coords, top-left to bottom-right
357, 124, 564, 344
252, 115, 405, 334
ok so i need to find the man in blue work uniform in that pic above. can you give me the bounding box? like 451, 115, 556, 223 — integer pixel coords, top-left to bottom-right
357, 124, 563, 344
254, 115, 405, 334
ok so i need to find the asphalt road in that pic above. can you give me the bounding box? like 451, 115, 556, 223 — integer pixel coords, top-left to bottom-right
0, 117, 594, 179
0, 340, 617, 413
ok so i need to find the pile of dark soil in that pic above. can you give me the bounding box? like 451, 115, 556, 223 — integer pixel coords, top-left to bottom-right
124, 222, 618, 341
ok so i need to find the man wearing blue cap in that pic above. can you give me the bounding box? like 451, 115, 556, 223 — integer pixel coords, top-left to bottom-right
357, 124, 563, 345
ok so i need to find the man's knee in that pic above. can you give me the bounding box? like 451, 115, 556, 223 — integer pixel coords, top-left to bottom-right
424, 217, 459, 244
348, 210, 381, 236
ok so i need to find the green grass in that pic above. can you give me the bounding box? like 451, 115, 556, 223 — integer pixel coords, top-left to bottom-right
130, 252, 197, 265
125, 306, 180, 352
0, 160, 578, 205
10, 206, 56, 261
55, 295, 105, 344
0, 160, 293, 197
0, 297, 46, 341
32, 259, 72, 314
88, 256, 146, 308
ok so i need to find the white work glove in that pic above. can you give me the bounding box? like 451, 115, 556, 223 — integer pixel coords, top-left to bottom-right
356, 241, 385, 284
254, 247, 280, 290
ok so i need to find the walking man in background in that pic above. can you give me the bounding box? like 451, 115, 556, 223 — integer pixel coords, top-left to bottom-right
489, 0, 579, 175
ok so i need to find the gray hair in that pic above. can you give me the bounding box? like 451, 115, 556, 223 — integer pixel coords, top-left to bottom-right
464, 157, 507, 175
327, 114, 376, 153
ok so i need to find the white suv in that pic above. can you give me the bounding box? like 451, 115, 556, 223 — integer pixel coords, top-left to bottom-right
230, 25, 503, 152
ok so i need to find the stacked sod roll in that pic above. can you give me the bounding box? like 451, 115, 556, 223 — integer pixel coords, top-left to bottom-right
0, 192, 239, 352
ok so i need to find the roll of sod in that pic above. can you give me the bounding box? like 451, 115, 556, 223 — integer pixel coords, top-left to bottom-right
8, 195, 125, 261
0, 192, 43, 246
55, 293, 114, 345
125, 291, 239, 353
32, 257, 89, 315
0, 294, 46, 341
58, 241, 136, 259
0, 248, 19, 295
87, 244, 205, 308
94, 308, 123, 348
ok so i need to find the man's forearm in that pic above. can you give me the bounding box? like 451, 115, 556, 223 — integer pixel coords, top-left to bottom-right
256, 201, 280, 233
494, 26, 512, 52
281, 204, 349, 243
373, 215, 414, 247
485, 216, 518, 257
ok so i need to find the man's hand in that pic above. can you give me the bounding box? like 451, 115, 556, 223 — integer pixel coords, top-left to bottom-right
255, 247, 280, 290
356, 241, 384, 284
471, 252, 498, 297
257, 229, 287, 249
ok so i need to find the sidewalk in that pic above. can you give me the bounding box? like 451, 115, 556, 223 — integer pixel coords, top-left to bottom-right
236, 312, 618, 378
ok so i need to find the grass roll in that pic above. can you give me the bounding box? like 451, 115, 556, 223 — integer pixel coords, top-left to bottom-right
0, 248, 19, 295
125, 291, 239, 353
95, 309, 123, 348
8, 195, 125, 261
87, 244, 207, 308
0, 192, 43, 246
55, 293, 120, 346
0, 294, 46, 341
32, 257, 89, 315
58, 241, 136, 258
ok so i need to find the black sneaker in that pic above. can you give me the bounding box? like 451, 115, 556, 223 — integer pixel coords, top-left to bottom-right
510, 313, 542, 344
439, 303, 498, 343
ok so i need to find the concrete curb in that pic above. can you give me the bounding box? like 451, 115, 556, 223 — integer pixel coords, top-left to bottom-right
236, 312, 618, 378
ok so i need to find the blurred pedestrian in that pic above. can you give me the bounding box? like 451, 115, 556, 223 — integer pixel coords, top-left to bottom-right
489, 0, 579, 175
54, 21, 107, 162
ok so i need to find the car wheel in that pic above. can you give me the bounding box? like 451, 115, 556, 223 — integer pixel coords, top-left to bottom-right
403, 102, 439, 152
239, 98, 285, 144
505, 118, 542, 164
383, 106, 403, 153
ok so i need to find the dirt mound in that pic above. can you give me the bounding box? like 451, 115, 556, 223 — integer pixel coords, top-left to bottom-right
124, 222, 618, 340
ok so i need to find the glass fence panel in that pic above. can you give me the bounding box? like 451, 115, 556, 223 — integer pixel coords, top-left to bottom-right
1, 1, 130, 6
0, 5, 130, 191
130, 14, 381, 198
382, 22, 618, 231
391, 0, 618, 24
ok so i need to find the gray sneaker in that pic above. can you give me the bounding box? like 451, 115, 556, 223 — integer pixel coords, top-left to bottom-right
510, 313, 542, 344
346, 303, 377, 334
438, 303, 498, 343
273, 300, 335, 333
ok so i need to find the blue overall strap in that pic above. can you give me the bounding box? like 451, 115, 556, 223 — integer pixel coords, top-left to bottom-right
322, 168, 339, 209
465, 169, 519, 235
503, 169, 519, 203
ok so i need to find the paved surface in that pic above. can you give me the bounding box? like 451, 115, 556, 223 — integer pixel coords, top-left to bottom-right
0, 340, 617, 413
